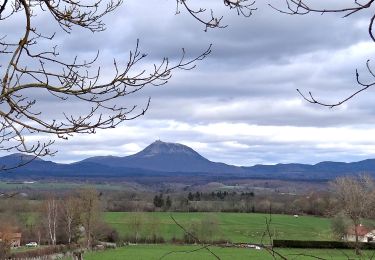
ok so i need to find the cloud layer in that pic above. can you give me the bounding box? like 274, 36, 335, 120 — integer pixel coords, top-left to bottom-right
3, 0, 375, 165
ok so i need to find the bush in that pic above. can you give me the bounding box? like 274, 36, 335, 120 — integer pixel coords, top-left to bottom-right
0, 241, 10, 258
331, 213, 350, 240
94, 222, 120, 243
121, 235, 165, 244
10, 244, 79, 258
273, 240, 375, 249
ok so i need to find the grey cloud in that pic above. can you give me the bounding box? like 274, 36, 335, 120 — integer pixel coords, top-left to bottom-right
46, 119, 375, 166
3, 0, 375, 165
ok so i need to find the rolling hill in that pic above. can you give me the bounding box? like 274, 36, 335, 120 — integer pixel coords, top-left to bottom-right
0, 140, 374, 181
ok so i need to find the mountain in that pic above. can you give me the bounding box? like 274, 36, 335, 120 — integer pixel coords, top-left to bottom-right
0, 153, 45, 169
1, 140, 375, 181
242, 160, 375, 180
82, 140, 243, 173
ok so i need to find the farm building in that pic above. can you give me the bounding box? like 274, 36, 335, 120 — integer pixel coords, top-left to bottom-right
345, 225, 375, 243
0, 232, 22, 247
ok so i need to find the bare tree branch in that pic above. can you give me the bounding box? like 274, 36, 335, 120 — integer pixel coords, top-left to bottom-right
269, 0, 375, 107
0, 0, 212, 166
297, 60, 375, 108
176, 0, 256, 31
162, 215, 221, 260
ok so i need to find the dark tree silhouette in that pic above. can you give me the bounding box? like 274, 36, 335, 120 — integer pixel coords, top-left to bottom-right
153, 194, 164, 208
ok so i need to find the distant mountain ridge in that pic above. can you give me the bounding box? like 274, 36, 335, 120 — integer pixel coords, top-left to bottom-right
1, 140, 375, 181
82, 140, 242, 173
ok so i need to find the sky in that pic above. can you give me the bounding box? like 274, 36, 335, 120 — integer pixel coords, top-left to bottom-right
3, 0, 375, 166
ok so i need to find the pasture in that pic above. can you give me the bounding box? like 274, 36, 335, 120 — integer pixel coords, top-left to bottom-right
81, 245, 373, 260
104, 212, 333, 243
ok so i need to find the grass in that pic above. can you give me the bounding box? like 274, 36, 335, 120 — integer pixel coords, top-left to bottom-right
104, 212, 333, 243
79, 245, 375, 260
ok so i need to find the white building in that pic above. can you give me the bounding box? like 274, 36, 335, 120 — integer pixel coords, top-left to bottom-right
345, 225, 375, 243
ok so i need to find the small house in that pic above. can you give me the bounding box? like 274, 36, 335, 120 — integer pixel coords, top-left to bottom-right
345, 225, 375, 243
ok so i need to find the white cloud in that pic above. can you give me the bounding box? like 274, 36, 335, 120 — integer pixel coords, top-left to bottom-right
34, 120, 375, 166
2, 0, 375, 166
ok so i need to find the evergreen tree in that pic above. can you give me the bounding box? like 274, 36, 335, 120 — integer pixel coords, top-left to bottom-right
187, 192, 194, 201
153, 194, 165, 208
165, 196, 172, 209
195, 191, 201, 201
153, 195, 159, 207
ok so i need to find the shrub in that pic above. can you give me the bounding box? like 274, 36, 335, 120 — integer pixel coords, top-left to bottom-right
10, 244, 80, 258
273, 240, 375, 249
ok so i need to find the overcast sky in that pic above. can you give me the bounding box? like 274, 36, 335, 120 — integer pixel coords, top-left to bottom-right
4, 0, 375, 166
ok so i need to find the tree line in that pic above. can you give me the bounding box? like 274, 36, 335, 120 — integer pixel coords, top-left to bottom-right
0, 187, 118, 258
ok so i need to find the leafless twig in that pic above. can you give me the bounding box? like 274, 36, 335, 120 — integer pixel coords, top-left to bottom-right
0, 0, 211, 167
161, 215, 221, 260
269, 0, 375, 107
176, 0, 256, 31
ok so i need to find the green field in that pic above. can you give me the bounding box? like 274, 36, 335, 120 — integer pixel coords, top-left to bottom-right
81, 245, 373, 260
104, 212, 333, 243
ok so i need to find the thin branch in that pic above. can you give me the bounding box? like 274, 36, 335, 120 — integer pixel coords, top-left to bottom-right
0, 0, 211, 166
176, 0, 256, 31
166, 215, 221, 260
297, 60, 375, 108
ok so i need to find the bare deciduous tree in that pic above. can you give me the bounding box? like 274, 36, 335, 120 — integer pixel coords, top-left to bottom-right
331, 175, 375, 254
79, 188, 100, 248
128, 212, 144, 243
60, 195, 80, 244
200, 214, 219, 243
44, 195, 58, 245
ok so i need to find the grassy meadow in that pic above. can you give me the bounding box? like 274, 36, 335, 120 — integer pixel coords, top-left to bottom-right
104, 212, 333, 243
81, 245, 373, 260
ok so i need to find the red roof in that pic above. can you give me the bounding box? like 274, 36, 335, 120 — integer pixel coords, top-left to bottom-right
347, 225, 371, 236
0, 232, 21, 239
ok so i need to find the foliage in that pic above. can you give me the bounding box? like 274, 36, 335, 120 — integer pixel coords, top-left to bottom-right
187, 192, 194, 201
153, 194, 164, 208
330, 213, 350, 240
165, 196, 172, 210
